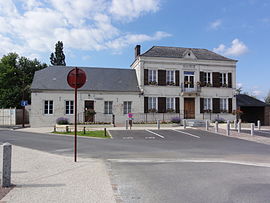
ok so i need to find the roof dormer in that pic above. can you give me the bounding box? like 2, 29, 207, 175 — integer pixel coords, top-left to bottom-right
183, 49, 196, 59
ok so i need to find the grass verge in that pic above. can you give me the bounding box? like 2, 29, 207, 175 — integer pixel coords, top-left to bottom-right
52, 130, 110, 138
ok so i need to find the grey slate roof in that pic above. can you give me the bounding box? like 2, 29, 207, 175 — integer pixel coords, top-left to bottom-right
236, 94, 267, 107
141, 46, 237, 62
31, 66, 140, 92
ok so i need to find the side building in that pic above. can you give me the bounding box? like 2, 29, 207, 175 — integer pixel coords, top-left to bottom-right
30, 45, 237, 127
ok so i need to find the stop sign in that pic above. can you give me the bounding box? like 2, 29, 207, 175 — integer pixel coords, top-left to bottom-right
67, 68, 86, 89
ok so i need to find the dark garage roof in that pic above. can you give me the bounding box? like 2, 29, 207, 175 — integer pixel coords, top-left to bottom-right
236, 94, 267, 107
31, 66, 140, 92
141, 46, 237, 62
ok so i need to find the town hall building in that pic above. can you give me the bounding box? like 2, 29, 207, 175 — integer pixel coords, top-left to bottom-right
30, 45, 237, 127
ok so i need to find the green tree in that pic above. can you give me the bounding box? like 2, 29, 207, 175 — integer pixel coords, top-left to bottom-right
0, 53, 47, 108
265, 90, 270, 104
50, 41, 66, 66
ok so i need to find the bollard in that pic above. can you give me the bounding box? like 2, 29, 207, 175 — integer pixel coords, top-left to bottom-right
215, 121, 218, 133
66, 126, 69, 133
251, 123, 254, 136
205, 120, 209, 131
226, 120, 230, 136
83, 127, 86, 134
257, 120, 261, 130
53, 125, 56, 133
237, 121, 241, 133
234, 120, 237, 130
183, 119, 186, 129
2, 143, 12, 187
157, 120, 160, 130
125, 120, 128, 130
104, 128, 107, 137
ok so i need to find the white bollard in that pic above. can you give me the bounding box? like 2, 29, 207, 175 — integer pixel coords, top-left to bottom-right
234, 120, 237, 130
205, 120, 209, 131
125, 120, 128, 130
2, 143, 12, 187
183, 119, 186, 129
157, 120, 160, 130
237, 121, 241, 133
215, 121, 218, 133
226, 120, 230, 136
251, 123, 255, 136
257, 120, 261, 130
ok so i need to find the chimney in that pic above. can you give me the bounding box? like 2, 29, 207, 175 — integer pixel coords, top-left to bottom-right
135, 45, 141, 58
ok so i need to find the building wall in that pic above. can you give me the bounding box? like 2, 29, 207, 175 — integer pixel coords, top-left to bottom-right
30, 91, 144, 127
265, 106, 270, 126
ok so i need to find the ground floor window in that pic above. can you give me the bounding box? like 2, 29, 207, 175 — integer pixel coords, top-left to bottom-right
220, 98, 227, 112
123, 101, 132, 114
166, 98, 175, 112
148, 97, 157, 112
65, 100, 74, 115
44, 100, 53, 115
104, 101, 113, 114
204, 98, 212, 111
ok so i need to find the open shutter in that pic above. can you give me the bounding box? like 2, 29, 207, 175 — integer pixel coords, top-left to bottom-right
175, 70, 180, 86
212, 98, 220, 113
200, 72, 205, 87
200, 98, 204, 113
158, 70, 166, 86
228, 73, 232, 88
175, 97, 180, 113
228, 98, 232, 113
158, 97, 166, 113
144, 69, 148, 85
144, 97, 148, 113
212, 72, 220, 87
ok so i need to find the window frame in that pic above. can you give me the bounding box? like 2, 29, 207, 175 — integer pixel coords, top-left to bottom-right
123, 101, 132, 114
65, 100, 74, 115
104, 101, 113, 114
148, 97, 157, 111
203, 98, 212, 111
204, 72, 212, 84
148, 69, 157, 82
44, 100, 53, 115
166, 97, 175, 111
220, 73, 228, 86
166, 70, 175, 83
220, 98, 228, 112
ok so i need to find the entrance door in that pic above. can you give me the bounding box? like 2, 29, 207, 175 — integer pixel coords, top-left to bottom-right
184, 98, 195, 119
84, 100, 94, 122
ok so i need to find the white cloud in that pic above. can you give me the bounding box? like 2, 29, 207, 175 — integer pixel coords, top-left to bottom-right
110, 0, 160, 22
0, 0, 169, 59
252, 90, 263, 96
236, 83, 243, 88
213, 39, 248, 57
210, 19, 222, 29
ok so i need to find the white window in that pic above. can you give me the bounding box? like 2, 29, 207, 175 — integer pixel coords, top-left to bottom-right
166, 98, 175, 111
104, 101, 113, 114
220, 98, 227, 111
166, 70, 175, 83
148, 97, 157, 111
204, 98, 212, 111
44, 100, 53, 115
123, 101, 132, 114
148, 70, 157, 82
220, 73, 227, 86
204, 72, 212, 84
65, 100, 74, 115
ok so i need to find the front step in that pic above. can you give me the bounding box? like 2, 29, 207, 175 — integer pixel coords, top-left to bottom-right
185, 119, 206, 127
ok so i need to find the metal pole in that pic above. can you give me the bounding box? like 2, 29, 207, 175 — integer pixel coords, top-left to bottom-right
2, 143, 12, 187
237, 121, 241, 133
205, 120, 209, 131
22, 106, 25, 128
83, 126, 86, 134
257, 120, 261, 130
215, 121, 218, 133
226, 120, 230, 136
74, 67, 78, 162
183, 119, 186, 129
104, 128, 107, 137
251, 123, 254, 136
234, 119, 237, 130
125, 120, 128, 130
157, 120, 160, 130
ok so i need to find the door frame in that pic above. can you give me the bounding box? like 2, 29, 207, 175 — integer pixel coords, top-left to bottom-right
184, 98, 195, 119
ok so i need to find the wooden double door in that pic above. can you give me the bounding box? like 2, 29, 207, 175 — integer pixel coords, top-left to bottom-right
184, 98, 195, 119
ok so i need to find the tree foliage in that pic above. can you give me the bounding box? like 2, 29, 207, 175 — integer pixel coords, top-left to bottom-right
0, 53, 47, 108
50, 41, 66, 66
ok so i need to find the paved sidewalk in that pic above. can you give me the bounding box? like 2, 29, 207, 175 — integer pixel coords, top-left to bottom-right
0, 145, 116, 203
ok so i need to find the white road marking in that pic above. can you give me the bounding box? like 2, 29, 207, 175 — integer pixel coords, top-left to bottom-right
108, 158, 270, 168
172, 129, 200, 139
54, 148, 72, 152
123, 137, 134, 139
145, 137, 156, 139
145, 130, 165, 139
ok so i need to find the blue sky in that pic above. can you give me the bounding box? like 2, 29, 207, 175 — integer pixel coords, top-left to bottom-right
0, 0, 269, 100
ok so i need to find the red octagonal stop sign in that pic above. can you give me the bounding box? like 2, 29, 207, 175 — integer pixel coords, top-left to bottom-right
67, 68, 86, 89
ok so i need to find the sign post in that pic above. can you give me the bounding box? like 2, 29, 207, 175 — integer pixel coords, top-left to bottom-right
67, 67, 86, 162
20, 100, 28, 128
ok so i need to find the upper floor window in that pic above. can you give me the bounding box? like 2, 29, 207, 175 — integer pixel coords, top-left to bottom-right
166, 70, 175, 84
44, 100, 53, 115
204, 98, 212, 111
65, 100, 74, 115
166, 98, 175, 111
148, 70, 157, 83
104, 101, 113, 114
148, 97, 157, 112
123, 101, 132, 114
204, 72, 212, 85
220, 98, 227, 112
220, 73, 228, 86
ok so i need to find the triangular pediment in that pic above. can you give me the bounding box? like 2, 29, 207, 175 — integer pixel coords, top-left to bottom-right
183, 49, 197, 59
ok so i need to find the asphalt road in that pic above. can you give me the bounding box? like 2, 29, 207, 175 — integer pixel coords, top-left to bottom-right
0, 128, 270, 202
